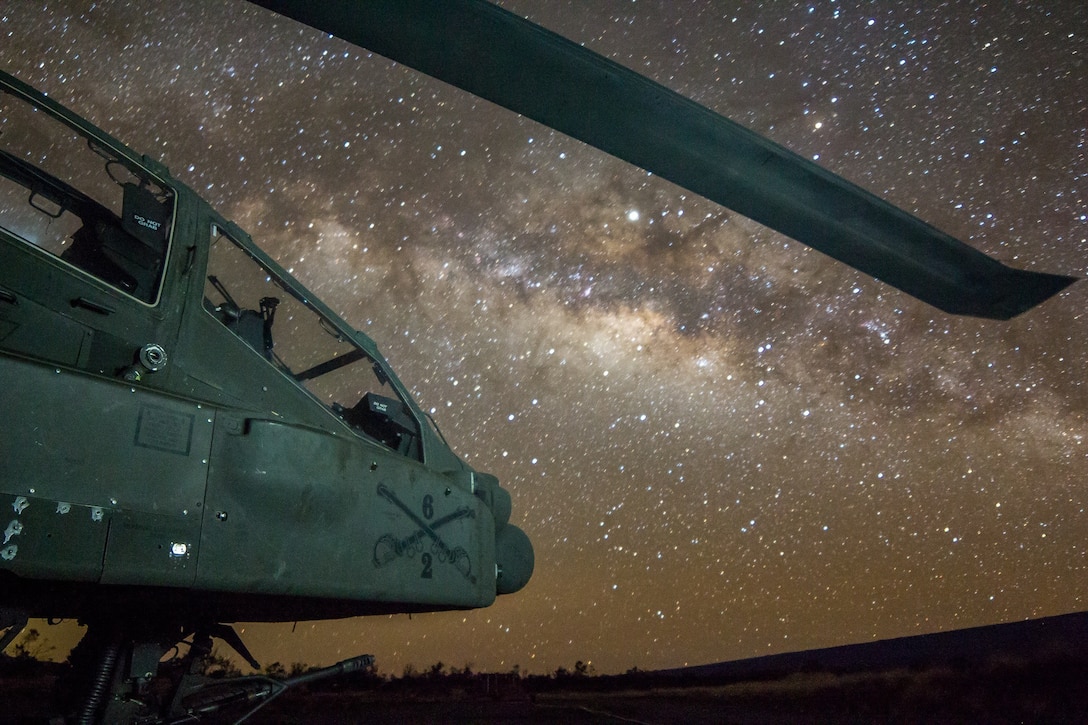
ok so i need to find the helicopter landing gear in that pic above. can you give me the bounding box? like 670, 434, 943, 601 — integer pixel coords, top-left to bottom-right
67, 619, 373, 724
66, 620, 257, 724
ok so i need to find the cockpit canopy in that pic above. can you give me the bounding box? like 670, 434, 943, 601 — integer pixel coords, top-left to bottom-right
0, 83, 174, 304
203, 226, 425, 460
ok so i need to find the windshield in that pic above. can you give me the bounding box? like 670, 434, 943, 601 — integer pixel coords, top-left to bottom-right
0, 85, 173, 303
203, 226, 423, 460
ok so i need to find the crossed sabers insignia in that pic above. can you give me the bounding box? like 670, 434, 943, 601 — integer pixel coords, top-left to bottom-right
373, 483, 477, 583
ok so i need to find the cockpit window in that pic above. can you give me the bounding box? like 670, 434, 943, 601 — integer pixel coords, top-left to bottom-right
0, 88, 173, 303
204, 226, 423, 461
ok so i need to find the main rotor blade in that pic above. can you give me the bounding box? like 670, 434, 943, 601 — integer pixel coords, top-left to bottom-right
249, 0, 1076, 319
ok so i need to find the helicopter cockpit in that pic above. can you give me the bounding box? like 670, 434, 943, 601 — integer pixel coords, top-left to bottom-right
203, 226, 424, 461
0, 85, 174, 305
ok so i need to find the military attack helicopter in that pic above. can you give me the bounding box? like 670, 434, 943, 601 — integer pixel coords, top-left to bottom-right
0, 0, 1076, 722
0, 62, 535, 720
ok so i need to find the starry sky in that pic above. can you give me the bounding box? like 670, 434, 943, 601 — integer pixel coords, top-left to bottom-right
2, 1, 1085, 675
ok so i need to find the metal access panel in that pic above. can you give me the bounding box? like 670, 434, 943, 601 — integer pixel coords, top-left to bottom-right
0, 355, 211, 584
1, 495, 108, 581
197, 417, 497, 609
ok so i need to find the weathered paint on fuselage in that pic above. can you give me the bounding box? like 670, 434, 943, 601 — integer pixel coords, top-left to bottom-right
0, 69, 528, 625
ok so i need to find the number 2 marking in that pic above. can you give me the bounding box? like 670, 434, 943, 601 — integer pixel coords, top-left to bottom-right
421, 552, 433, 579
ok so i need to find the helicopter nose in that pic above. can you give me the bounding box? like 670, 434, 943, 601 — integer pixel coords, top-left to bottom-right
495, 524, 533, 595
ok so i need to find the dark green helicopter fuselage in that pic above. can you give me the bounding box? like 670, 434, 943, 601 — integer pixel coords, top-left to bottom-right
0, 69, 533, 625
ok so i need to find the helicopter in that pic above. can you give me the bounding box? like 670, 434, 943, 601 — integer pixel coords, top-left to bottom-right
0, 63, 534, 720
0, 0, 1076, 722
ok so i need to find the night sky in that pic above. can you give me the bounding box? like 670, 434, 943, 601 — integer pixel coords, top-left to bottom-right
2, 1, 1085, 675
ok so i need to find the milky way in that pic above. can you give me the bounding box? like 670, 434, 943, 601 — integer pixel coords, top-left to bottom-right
2, 0, 1085, 674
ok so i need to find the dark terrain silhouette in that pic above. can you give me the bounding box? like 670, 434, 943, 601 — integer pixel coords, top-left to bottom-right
4, 611, 1087, 723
